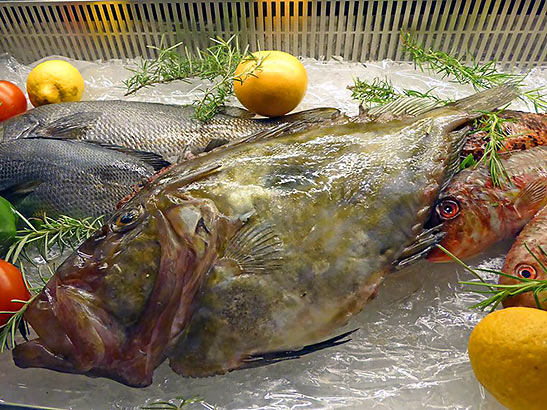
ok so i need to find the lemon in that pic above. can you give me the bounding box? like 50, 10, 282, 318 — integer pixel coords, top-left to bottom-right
468, 307, 547, 410
233, 51, 308, 117
27, 60, 84, 107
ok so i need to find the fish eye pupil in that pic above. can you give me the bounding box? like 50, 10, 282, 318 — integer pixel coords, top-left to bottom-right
438, 199, 460, 220
120, 213, 135, 224
517, 264, 537, 279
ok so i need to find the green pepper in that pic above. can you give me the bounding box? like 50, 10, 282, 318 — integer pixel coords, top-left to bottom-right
0, 196, 17, 253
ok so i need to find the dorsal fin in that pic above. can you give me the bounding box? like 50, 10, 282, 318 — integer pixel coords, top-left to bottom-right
222, 218, 283, 275
366, 96, 441, 119
0, 180, 43, 206
440, 126, 472, 191
31, 112, 102, 139
24, 137, 170, 172
218, 106, 257, 119
203, 138, 230, 152
265, 107, 343, 123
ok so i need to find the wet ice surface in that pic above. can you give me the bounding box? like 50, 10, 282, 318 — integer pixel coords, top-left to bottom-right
1, 54, 546, 410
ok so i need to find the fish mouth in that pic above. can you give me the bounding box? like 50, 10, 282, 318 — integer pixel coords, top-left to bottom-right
13, 201, 218, 387
12, 279, 79, 375
12, 270, 159, 387
426, 246, 452, 262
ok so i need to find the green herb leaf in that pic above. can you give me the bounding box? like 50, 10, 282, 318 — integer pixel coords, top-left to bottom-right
460, 153, 477, 169
4, 212, 104, 265
0, 213, 104, 350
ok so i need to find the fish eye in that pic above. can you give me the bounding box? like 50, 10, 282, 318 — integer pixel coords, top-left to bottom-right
437, 199, 461, 220
516, 264, 537, 280
112, 206, 143, 232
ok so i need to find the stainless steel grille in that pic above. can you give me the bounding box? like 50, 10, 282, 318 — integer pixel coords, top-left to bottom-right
0, 0, 546, 68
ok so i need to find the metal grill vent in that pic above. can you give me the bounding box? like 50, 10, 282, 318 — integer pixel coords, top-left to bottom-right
1, 0, 546, 67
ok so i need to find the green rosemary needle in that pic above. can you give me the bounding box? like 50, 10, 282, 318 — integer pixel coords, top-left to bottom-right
4, 211, 104, 265
470, 109, 515, 187
141, 396, 202, 410
438, 244, 547, 312
401, 31, 547, 113
124, 36, 263, 122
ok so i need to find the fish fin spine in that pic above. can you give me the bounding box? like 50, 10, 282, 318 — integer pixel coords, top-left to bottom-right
223, 217, 284, 275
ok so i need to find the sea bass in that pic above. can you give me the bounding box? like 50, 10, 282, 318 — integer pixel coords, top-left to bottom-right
12, 86, 517, 386
0, 138, 169, 218
427, 146, 547, 262
0, 101, 343, 161
499, 205, 547, 309
462, 110, 547, 160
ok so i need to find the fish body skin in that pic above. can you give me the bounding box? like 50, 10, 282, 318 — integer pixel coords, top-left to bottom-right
499, 205, 547, 309
427, 146, 547, 262
462, 110, 547, 160
0, 138, 167, 218
12, 86, 517, 386
0, 101, 343, 161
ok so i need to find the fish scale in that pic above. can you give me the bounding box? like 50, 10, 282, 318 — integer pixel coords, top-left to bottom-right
0, 138, 168, 218
0, 101, 343, 161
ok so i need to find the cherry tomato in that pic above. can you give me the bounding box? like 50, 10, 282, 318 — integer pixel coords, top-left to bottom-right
0, 81, 27, 121
0, 260, 30, 326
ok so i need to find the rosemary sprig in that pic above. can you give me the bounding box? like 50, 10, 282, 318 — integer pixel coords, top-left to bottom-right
471, 109, 515, 187
401, 32, 547, 113
401, 32, 521, 91
438, 244, 547, 312
348, 77, 450, 107
349, 77, 399, 107
0, 213, 102, 351
124, 36, 263, 121
4, 211, 104, 265
0, 296, 35, 353
142, 396, 202, 410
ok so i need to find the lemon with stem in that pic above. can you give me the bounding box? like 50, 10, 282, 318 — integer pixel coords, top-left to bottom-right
234, 51, 308, 117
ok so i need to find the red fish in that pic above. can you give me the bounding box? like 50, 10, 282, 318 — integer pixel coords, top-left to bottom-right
427, 146, 547, 262
462, 110, 547, 160
499, 205, 547, 309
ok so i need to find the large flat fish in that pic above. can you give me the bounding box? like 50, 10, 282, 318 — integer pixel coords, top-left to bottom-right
13, 85, 517, 386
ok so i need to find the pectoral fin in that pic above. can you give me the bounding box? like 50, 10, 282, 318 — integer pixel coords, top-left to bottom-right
222, 217, 283, 275
0, 180, 43, 205
515, 178, 547, 211
32, 112, 102, 139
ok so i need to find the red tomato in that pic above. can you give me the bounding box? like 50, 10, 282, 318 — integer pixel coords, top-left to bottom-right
0, 260, 31, 326
0, 81, 27, 121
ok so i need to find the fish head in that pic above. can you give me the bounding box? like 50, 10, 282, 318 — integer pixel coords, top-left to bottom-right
499, 243, 547, 309
426, 171, 495, 262
13, 185, 228, 386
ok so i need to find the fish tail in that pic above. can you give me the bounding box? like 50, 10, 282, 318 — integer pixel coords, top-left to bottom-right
449, 83, 519, 113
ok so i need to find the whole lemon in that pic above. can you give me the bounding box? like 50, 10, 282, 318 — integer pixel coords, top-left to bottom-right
468, 307, 547, 410
233, 51, 308, 117
27, 60, 84, 107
